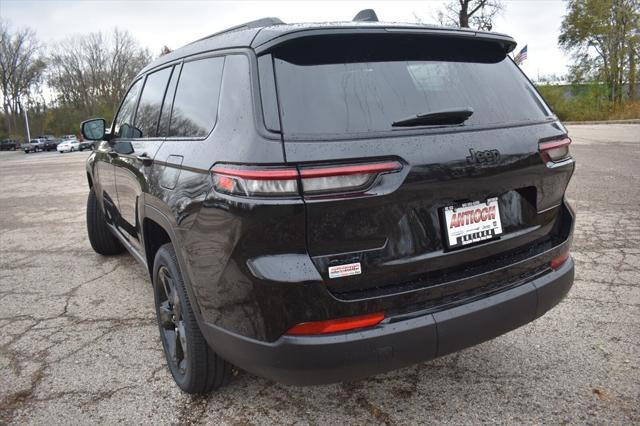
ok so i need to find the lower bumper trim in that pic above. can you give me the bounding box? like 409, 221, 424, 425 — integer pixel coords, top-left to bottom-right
201, 258, 574, 385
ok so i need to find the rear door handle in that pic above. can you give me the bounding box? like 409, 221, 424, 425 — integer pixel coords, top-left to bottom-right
136, 153, 153, 166
107, 151, 118, 158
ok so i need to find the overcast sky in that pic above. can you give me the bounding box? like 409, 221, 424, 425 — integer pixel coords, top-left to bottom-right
1, 0, 570, 80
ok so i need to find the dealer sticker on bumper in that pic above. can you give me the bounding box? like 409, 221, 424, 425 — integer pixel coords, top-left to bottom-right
444, 197, 503, 248
328, 262, 362, 279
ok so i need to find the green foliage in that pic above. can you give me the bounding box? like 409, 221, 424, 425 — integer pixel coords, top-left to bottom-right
537, 83, 640, 121
559, 0, 639, 104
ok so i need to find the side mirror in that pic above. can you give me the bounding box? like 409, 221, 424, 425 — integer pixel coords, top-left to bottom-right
81, 118, 107, 141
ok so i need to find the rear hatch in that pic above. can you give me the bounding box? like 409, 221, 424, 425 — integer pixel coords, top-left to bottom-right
261, 31, 574, 298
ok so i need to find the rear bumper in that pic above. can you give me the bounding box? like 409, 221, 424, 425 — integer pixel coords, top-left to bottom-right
200, 257, 574, 385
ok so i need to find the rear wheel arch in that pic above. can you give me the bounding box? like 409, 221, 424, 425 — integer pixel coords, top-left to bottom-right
143, 217, 172, 277
142, 207, 207, 330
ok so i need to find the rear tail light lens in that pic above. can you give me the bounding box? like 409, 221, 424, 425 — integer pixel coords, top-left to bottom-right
286, 312, 385, 336
550, 251, 570, 269
211, 167, 299, 197
299, 161, 402, 195
539, 137, 571, 162
212, 161, 402, 198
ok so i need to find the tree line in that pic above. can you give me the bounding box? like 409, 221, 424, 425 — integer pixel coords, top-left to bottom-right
1, 1, 638, 142
0, 22, 152, 141
535, 0, 639, 122
559, 0, 638, 104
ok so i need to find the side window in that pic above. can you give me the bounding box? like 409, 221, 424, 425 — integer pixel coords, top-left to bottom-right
134, 67, 173, 138
157, 64, 181, 137
257, 54, 281, 132
113, 79, 143, 139
168, 56, 224, 138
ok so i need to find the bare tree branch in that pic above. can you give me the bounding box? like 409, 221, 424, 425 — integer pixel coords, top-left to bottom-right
0, 20, 45, 135
47, 28, 151, 119
437, 0, 504, 31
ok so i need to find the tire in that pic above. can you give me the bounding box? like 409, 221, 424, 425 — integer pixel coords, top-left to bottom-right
86, 188, 124, 255
153, 243, 231, 393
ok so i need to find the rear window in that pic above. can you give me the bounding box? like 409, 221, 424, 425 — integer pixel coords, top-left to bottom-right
267, 34, 551, 138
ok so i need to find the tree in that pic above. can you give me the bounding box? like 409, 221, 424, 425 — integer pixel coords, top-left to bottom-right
437, 0, 504, 31
47, 28, 151, 122
559, 0, 639, 105
0, 21, 46, 137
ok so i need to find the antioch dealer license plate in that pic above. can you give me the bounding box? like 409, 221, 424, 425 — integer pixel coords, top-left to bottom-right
444, 198, 503, 248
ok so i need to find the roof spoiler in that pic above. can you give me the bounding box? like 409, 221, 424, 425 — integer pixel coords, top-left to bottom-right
192, 17, 285, 45
353, 9, 379, 22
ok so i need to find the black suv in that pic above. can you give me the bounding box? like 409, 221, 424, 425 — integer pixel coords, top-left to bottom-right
42, 138, 60, 151
81, 14, 575, 393
0, 139, 19, 151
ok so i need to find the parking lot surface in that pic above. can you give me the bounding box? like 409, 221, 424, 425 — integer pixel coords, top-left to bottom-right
1, 124, 639, 424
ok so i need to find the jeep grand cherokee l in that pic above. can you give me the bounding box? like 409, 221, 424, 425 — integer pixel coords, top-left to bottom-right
81, 14, 575, 394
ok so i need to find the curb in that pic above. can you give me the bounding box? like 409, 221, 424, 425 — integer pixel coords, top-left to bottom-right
564, 119, 640, 125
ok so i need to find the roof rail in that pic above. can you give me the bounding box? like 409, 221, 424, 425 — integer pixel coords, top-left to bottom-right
352, 9, 379, 22
191, 17, 285, 45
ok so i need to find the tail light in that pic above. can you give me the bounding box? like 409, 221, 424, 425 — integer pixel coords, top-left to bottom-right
539, 137, 571, 162
550, 251, 570, 269
211, 167, 299, 197
286, 312, 385, 335
211, 161, 402, 198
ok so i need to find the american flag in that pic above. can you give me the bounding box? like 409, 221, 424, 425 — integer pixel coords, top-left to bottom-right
514, 45, 528, 65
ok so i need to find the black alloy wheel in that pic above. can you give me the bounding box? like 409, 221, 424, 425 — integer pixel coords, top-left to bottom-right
153, 244, 231, 393
157, 265, 189, 377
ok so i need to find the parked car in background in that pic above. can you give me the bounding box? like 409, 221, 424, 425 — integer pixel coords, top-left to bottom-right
0, 139, 20, 151
57, 139, 80, 153
78, 140, 94, 151
23, 139, 44, 153
42, 139, 61, 151
62, 134, 77, 140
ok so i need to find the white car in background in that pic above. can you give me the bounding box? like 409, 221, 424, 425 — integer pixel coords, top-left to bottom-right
57, 139, 80, 153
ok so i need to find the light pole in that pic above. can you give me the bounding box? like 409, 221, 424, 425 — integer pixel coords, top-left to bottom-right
22, 103, 31, 142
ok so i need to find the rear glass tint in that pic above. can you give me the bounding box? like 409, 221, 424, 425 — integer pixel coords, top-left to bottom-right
168, 56, 224, 138
113, 78, 143, 139
268, 34, 551, 137
157, 64, 180, 137
135, 66, 172, 138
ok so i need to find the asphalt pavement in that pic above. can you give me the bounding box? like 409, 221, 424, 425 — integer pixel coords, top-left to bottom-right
0, 124, 638, 424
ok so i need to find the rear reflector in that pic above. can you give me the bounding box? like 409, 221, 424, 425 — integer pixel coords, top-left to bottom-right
539, 137, 571, 162
550, 251, 570, 269
211, 161, 402, 197
285, 312, 385, 335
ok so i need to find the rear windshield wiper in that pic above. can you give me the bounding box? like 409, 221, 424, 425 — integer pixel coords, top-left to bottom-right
391, 108, 474, 128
